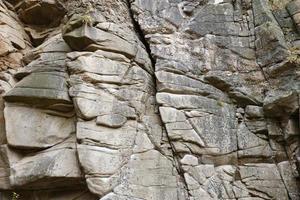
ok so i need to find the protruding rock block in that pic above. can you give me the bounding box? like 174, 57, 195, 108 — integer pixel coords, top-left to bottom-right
10, 138, 83, 189
63, 24, 137, 58
253, 0, 278, 26
263, 90, 299, 117
253, 0, 289, 67
63, 24, 97, 51
3, 72, 73, 111
78, 144, 124, 196
63, 20, 151, 72
4, 105, 75, 149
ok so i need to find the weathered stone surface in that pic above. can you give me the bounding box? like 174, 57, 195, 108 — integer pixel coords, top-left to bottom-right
111, 150, 184, 200
264, 90, 299, 117
0, 0, 29, 71
278, 161, 300, 199
237, 122, 273, 160
4, 72, 72, 109
4, 104, 75, 149
239, 164, 290, 199
0, 145, 18, 190
96, 114, 127, 128
63, 21, 151, 72
0, 0, 299, 199
245, 105, 268, 134
69, 83, 137, 120
10, 137, 83, 189
131, 0, 300, 199
64, 25, 136, 57
253, 0, 289, 67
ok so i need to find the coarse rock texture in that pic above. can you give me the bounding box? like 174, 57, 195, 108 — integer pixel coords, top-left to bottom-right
0, 0, 299, 199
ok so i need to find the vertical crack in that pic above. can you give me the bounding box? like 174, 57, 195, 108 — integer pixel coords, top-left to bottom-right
126, 1, 191, 199
126, 0, 155, 67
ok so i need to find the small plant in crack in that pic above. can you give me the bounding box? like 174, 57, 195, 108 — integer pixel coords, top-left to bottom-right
12, 192, 19, 200
287, 47, 300, 65
62, 3, 95, 35
80, 4, 95, 26
217, 100, 224, 107
80, 14, 94, 26
269, 0, 287, 11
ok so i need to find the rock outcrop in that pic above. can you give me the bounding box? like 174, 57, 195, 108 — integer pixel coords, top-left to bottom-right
0, 0, 299, 199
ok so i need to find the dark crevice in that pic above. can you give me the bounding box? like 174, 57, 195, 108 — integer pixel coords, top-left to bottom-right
126, 0, 156, 68
162, 125, 193, 199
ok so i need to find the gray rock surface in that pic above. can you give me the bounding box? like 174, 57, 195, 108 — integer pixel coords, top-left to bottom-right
0, 0, 299, 199
4, 104, 75, 149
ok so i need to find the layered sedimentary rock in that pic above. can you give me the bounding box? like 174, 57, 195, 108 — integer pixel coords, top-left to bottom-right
131, 0, 300, 199
0, 0, 299, 199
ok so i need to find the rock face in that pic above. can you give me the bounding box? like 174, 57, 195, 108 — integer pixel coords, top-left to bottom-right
0, 0, 299, 199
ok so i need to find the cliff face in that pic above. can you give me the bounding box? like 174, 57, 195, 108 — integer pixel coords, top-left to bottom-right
0, 0, 299, 199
